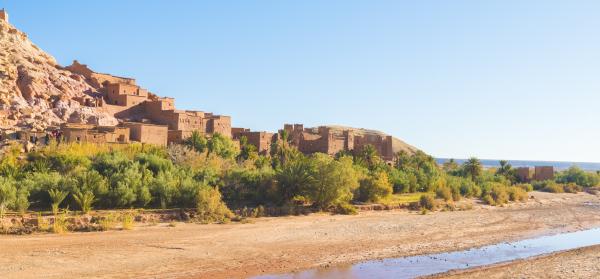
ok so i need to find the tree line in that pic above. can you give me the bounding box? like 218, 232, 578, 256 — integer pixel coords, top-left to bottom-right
0, 131, 598, 221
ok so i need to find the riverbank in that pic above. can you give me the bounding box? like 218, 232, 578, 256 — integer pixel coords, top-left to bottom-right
1, 192, 599, 279
436, 244, 600, 278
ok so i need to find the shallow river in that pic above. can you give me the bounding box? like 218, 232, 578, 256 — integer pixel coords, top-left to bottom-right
254, 227, 600, 279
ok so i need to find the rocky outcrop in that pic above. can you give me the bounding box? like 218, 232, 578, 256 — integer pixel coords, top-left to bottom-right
0, 18, 117, 131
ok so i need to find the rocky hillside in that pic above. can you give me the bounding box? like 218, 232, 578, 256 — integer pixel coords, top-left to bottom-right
0, 17, 116, 131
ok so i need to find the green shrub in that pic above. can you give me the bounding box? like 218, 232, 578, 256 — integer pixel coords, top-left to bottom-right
307, 154, 360, 209
0, 178, 16, 219
563, 183, 582, 193
435, 187, 452, 202
15, 187, 30, 214
333, 203, 358, 215
196, 186, 233, 223
507, 186, 528, 202
532, 180, 551, 191
47, 189, 68, 215
458, 179, 481, 198
358, 171, 393, 203
489, 185, 509, 205
541, 182, 564, 193
515, 183, 534, 192
482, 194, 495, 205
252, 205, 266, 217
556, 166, 600, 188
73, 191, 95, 214
419, 194, 436, 211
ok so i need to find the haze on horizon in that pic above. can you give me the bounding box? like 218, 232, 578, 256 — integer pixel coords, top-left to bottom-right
3, 1, 599, 163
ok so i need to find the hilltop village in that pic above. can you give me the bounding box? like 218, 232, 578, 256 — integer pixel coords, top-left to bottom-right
0, 7, 406, 160
2, 58, 402, 160
0, 9, 551, 177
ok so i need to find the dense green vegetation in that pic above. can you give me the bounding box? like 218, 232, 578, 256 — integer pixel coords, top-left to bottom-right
0, 133, 599, 223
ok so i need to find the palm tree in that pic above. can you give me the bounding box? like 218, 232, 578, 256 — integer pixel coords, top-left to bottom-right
48, 188, 68, 215
275, 158, 314, 204
394, 150, 410, 169
443, 158, 459, 172
463, 157, 482, 181
73, 191, 95, 214
497, 160, 512, 175
184, 130, 207, 153
359, 145, 380, 169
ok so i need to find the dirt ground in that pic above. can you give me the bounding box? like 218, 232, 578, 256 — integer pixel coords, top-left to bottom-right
437, 244, 600, 279
1, 192, 600, 279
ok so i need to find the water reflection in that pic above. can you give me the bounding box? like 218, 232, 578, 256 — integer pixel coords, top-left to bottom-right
255, 228, 600, 279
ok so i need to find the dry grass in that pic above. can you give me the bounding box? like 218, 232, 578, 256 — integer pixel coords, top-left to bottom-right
380, 193, 423, 206
121, 212, 135, 230
52, 211, 69, 234
99, 213, 117, 231
37, 213, 49, 232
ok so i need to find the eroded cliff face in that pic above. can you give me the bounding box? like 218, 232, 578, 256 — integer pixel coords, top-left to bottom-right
0, 18, 117, 131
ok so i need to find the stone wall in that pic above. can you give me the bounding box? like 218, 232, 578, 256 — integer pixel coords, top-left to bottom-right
65, 61, 135, 89
63, 61, 232, 145
233, 130, 274, 155
124, 122, 168, 146
206, 115, 232, 137
61, 124, 129, 144
353, 134, 394, 161
516, 167, 532, 182
104, 83, 148, 107
534, 166, 554, 181
280, 124, 396, 160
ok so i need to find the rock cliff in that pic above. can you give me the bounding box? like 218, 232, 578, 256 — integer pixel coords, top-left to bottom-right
0, 17, 117, 131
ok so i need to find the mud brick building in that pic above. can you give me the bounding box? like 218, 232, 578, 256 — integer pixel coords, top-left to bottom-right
533, 166, 555, 181
123, 122, 168, 146
62, 61, 233, 146
0, 9, 8, 22
61, 124, 129, 144
279, 124, 395, 161
232, 128, 274, 155
516, 166, 555, 182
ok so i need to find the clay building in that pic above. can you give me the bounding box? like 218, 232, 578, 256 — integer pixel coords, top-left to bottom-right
143, 98, 231, 143
515, 166, 555, 182
280, 124, 396, 161
533, 166, 555, 181
65, 60, 136, 89
515, 167, 531, 182
282, 124, 346, 156
104, 82, 148, 107
61, 124, 130, 144
63, 61, 233, 145
123, 122, 168, 146
0, 9, 8, 22
232, 128, 274, 155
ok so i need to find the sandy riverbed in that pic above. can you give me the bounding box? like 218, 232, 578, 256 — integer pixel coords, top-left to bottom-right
1, 192, 599, 279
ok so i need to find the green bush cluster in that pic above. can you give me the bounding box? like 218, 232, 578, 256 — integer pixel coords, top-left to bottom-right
2, 130, 599, 220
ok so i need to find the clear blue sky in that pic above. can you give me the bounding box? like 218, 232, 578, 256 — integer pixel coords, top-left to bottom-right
3, 1, 600, 162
